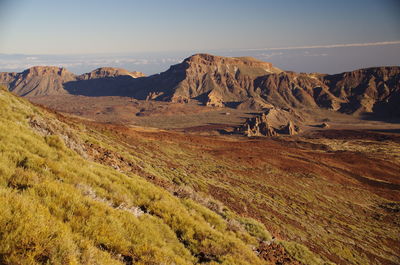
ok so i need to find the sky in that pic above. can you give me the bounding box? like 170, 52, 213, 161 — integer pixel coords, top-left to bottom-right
0, 0, 399, 74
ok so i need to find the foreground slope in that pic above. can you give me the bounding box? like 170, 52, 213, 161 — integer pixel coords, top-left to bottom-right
70, 120, 400, 264
0, 87, 325, 264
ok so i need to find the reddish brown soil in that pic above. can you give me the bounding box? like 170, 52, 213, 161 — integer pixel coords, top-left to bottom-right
91, 124, 399, 264
257, 242, 302, 265
43, 107, 400, 265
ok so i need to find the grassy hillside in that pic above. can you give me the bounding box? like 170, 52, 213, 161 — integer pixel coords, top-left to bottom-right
66, 112, 400, 263
3, 86, 398, 264
0, 88, 327, 264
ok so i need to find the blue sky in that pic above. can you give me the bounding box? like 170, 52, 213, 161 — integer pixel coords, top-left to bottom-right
0, 0, 399, 74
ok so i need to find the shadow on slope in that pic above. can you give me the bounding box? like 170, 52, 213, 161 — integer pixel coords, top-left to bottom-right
64, 76, 139, 97
63, 68, 187, 101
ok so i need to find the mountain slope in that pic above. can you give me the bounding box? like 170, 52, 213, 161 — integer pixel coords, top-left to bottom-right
130, 54, 282, 103
254, 71, 342, 110
0, 66, 145, 97
0, 87, 327, 264
79, 67, 146, 79
135, 55, 399, 116
322, 66, 400, 115
1, 54, 399, 117
126, 54, 399, 116
0, 66, 76, 96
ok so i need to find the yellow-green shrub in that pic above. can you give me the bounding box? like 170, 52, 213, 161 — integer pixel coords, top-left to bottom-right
0, 89, 269, 264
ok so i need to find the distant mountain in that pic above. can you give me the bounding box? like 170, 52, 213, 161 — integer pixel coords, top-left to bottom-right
64, 67, 146, 97
0, 66, 75, 97
322, 67, 400, 115
134, 54, 399, 116
1, 54, 399, 117
0, 66, 145, 97
79, 67, 146, 80
130, 54, 282, 104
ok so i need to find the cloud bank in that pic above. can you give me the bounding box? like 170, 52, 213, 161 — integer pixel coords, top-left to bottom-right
0, 54, 183, 75
242, 41, 400, 51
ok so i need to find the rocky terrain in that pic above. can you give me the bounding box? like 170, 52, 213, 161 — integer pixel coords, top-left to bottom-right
0, 66, 145, 97
322, 67, 400, 116
79, 67, 145, 80
128, 54, 282, 104
239, 107, 303, 137
1, 54, 399, 119
0, 66, 76, 96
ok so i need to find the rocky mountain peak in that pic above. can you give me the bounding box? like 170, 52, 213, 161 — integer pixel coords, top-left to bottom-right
183, 53, 280, 73
22, 66, 73, 77
80, 67, 145, 80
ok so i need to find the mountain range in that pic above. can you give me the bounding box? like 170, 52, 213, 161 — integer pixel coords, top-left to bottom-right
1, 54, 399, 118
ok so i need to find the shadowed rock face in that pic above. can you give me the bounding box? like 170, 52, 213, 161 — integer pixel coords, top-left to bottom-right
0, 54, 399, 117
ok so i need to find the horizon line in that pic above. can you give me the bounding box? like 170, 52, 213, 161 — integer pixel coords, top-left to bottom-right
1, 41, 399, 56
238, 40, 400, 52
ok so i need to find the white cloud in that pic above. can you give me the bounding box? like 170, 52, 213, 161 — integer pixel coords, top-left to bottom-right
0, 55, 183, 74
303, 52, 328, 57
242, 41, 400, 51
259, 52, 284, 59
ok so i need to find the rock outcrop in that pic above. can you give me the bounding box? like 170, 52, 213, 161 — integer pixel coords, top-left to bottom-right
319, 122, 329, 128
206, 90, 224, 107
280, 121, 300, 135
240, 107, 302, 137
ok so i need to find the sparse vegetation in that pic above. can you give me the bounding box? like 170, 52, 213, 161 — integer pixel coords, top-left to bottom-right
0, 89, 272, 264
1, 86, 399, 265
80, 115, 400, 264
